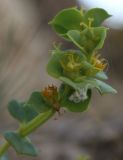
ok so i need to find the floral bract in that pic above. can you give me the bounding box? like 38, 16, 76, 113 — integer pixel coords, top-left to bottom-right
47, 7, 117, 112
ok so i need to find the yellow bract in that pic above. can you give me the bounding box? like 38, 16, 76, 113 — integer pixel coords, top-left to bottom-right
60, 53, 83, 72
91, 54, 107, 71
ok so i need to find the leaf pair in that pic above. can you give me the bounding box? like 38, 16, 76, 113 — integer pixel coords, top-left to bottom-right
50, 7, 110, 55
6, 92, 54, 156
47, 48, 116, 94
60, 76, 117, 95
50, 7, 111, 37
58, 76, 116, 112
8, 92, 52, 123
47, 47, 117, 112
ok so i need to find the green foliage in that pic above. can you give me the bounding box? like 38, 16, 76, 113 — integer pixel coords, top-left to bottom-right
67, 27, 108, 54
8, 92, 52, 123
4, 132, 38, 156
50, 7, 110, 41
47, 49, 87, 80
59, 77, 117, 95
83, 8, 111, 27
95, 71, 108, 80
47, 48, 63, 78
94, 79, 117, 94
59, 84, 91, 112
8, 100, 38, 123
0, 6, 117, 159
27, 92, 52, 113
47, 7, 117, 112
49, 8, 83, 38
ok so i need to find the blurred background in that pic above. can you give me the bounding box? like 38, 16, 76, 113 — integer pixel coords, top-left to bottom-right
0, 0, 122, 160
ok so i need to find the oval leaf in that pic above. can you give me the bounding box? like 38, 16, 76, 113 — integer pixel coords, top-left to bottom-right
59, 76, 117, 95
47, 49, 63, 78
8, 100, 38, 123
94, 79, 117, 95
4, 132, 38, 156
84, 8, 111, 27
49, 8, 83, 39
95, 71, 108, 80
27, 92, 52, 113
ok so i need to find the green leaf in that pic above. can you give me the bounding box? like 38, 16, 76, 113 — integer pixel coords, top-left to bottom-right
47, 49, 63, 78
59, 84, 91, 112
67, 30, 86, 53
47, 49, 86, 79
95, 71, 108, 80
59, 83, 74, 102
94, 79, 117, 95
8, 100, 38, 123
60, 77, 79, 91
63, 90, 91, 112
59, 76, 117, 95
67, 27, 108, 54
84, 8, 111, 27
4, 132, 38, 156
49, 8, 83, 39
8, 93, 52, 123
59, 76, 96, 93
27, 92, 51, 113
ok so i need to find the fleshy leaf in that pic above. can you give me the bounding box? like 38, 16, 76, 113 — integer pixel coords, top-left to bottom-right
62, 90, 91, 112
8, 93, 52, 123
27, 92, 52, 113
60, 76, 97, 93
94, 79, 117, 94
84, 8, 111, 27
95, 71, 108, 80
4, 132, 38, 156
59, 84, 91, 112
60, 77, 80, 91
67, 30, 86, 53
49, 8, 83, 39
8, 100, 38, 123
67, 27, 108, 54
47, 49, 63, 78
60, 77, 117, 95
47, 49, 86, 79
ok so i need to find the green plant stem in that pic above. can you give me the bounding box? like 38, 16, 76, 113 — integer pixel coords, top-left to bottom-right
0, 109, 55, 157
0, 142, 10, 156
19, 109, 55, 136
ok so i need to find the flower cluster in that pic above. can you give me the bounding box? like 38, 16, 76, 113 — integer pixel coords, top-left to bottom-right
47, 7, 117, 112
